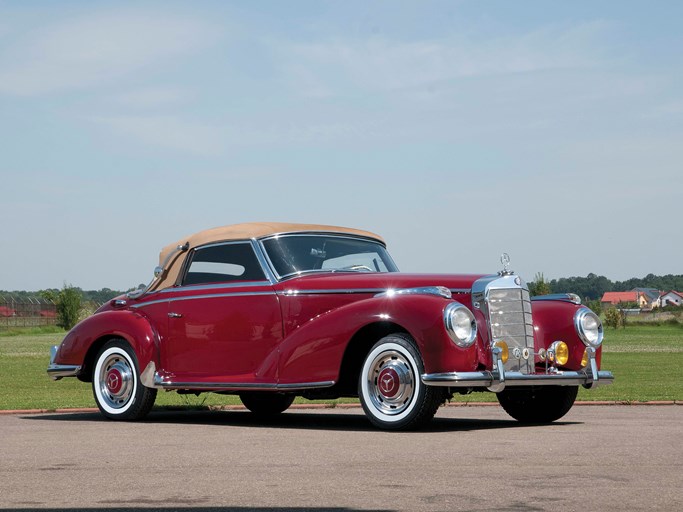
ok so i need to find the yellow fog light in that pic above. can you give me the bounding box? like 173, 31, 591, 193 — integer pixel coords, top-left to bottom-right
581, 348, 589, 368
550, 341, 569, 366
493, 341, 509, 364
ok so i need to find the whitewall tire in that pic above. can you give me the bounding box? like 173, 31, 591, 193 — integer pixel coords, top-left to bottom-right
92, 339, 156, 420
358, 333, 442, 430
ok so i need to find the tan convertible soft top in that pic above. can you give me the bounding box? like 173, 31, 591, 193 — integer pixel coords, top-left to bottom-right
149, 222, 384, 292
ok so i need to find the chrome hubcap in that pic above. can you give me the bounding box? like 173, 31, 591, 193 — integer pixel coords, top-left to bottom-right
98, 354, 134, 409
366, 350, 415, 415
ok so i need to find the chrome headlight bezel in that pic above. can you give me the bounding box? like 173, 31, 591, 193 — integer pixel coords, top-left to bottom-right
444, 302, 477, 348
574, 307, 604, 348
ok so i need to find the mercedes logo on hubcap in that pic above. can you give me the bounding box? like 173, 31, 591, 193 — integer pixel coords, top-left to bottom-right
106, 369, 122, 393
377, 367, 400, 398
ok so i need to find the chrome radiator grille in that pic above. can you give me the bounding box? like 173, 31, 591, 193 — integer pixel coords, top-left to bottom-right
487, 287, 534, 373
488, 288, 533, 343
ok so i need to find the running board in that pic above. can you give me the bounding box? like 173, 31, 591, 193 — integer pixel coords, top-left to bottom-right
140, 361, 335, 392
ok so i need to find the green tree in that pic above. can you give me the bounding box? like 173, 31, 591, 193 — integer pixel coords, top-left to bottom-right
586, 299, 602, 316
41, 284, 82, 331
529, 272, 552, 297
604, 307, 622, 329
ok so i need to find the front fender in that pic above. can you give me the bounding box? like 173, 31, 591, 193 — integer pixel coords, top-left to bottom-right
54, 310, 159, 378
272, 294, 479, 384
532, 300, 603, 369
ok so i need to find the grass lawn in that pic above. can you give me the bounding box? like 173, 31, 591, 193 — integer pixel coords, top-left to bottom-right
1, 323, 681, 410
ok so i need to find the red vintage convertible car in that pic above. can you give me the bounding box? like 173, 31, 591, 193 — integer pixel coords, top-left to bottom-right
48, 222, 613, 429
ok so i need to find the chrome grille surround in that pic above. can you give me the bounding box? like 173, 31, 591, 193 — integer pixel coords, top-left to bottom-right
472, 274, 534, 374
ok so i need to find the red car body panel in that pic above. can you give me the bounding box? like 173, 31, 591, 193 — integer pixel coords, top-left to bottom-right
52, 247, 603, 391
55, 310, 159, 372
53, 271, 602, 385
531, 300, 603, 369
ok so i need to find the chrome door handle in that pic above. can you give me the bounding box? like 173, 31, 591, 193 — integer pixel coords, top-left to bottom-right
168, 312, 183, 318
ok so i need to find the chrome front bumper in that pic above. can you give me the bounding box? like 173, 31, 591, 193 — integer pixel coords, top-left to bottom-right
47, 345, 81, 381
422, 347, 614, 392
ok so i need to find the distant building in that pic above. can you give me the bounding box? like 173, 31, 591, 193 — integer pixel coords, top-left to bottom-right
601, 291, 640, 308
660, 291, 683, 307
600, 289, 661, 310
633, 288, 662, 309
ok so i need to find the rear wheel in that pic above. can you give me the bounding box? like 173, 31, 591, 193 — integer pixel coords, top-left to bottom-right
497, 386, 578, 423
239, 392, 295, 417
358, 333, 442, 430
92, 339, 156, 420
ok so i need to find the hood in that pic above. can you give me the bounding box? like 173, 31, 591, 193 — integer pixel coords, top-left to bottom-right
273, 272, 489, 293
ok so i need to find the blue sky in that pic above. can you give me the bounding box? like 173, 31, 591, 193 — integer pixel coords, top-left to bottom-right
1, 1, 681, 291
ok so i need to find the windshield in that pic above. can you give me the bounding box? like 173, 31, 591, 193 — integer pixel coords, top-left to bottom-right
261, 235, 398, 279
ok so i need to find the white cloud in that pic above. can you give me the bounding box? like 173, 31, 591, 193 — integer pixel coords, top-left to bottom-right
0, 10, 219, 95
275, 21, 612, 97
114, 86, 190, 108
93, 115, 225, 157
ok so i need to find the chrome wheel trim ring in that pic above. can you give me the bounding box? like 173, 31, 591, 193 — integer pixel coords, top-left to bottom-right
365, 349, 415, 416
96, 349, 136, 412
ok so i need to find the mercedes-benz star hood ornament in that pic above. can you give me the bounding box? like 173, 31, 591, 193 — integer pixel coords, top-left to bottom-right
500, 252, 513, 275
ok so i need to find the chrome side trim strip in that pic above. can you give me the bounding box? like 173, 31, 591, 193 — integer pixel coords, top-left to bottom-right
279, 288, 385, 296
375, 286, 452, 299
280, 287, 472, 297
132, 291, 276, 309
150, 375, 335, 391
277, 381, 336, 390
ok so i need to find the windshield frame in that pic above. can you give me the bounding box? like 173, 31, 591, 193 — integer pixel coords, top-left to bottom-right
258, 232, 399, 281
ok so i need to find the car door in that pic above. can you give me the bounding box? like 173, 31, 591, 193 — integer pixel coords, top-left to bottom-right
161, 241, 282, 383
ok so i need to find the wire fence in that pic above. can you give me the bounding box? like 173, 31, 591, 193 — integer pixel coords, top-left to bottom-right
0, 296, 57, 329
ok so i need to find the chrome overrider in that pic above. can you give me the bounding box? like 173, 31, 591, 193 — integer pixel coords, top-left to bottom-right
47, 345, 81, 381
421, 346, 614, 392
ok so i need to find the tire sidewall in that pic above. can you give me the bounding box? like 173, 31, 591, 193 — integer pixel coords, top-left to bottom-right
359, 336, 425, 426
93, 342, 139, 417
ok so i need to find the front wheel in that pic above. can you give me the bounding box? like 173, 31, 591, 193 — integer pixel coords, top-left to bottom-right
92, 339, 157, 420
497, 386, 578, 423
239, 392, 295, 417
358, 333, 442, 430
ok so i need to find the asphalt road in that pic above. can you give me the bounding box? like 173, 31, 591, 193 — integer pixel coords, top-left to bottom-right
1, 404, 681, 512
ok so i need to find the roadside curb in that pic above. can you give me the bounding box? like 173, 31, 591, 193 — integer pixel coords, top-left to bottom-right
0, 400, 679, 416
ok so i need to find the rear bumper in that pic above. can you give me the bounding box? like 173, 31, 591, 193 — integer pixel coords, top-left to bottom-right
422, 346, 614, 392
47, 345, 81, 381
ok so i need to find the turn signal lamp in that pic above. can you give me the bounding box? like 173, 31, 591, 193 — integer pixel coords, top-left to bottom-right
550, 341, 569, 366
581, 349, 589, 368
493, 341, 509, 364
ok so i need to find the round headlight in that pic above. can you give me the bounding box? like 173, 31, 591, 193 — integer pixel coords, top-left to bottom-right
574, 308, 604, 348
444, 303, 477, 348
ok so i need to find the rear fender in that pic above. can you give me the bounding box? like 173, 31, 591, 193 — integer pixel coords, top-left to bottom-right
271, 294, 479, 384
54, 310, 159, 381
